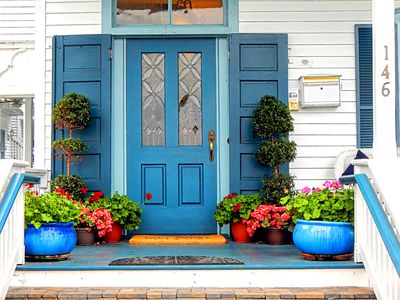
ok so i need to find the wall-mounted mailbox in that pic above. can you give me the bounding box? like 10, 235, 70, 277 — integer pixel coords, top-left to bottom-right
299, 75, 341, 107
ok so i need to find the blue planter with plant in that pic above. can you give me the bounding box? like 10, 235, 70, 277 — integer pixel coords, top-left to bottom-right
24, 189, 81, 257
281, 180, 354, 256
25, 222, 77, 255
293, 220, 354, 255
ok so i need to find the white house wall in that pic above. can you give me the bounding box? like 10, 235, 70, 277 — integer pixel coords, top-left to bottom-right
0, 0, 35, 96
240, 0, 400, 188
36, 0, 397, 186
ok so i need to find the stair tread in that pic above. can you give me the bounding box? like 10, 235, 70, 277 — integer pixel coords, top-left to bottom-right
6, 287, 376, 299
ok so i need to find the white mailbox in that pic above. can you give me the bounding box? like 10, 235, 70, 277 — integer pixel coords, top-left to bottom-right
299, 75, 341, 107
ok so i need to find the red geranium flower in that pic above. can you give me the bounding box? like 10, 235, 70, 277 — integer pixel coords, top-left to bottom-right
145, 192, 153, 200
89, 191, 104, 203
80, 187, 89, 194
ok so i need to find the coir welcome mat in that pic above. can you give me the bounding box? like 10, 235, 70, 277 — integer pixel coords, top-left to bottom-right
109, 256, 244, 266
128, 234, 227, 245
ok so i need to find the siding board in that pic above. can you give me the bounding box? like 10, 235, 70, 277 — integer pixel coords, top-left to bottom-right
0, 0, 35, 42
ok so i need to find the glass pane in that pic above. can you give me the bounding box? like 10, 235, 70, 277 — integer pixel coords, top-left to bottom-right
172, 0, 223, 25
179, 53, 202, 146
142, 53, 165, 146
117, 0, 169, 24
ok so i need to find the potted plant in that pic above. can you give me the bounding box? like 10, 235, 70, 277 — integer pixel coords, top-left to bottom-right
280, 180, 354, 258
88, 192, 143, 243
243, 204, 292, 245
24, 188, 81, 258
252, 95, 297, 204
51, 92, 91, 199
213, 193, 263, 243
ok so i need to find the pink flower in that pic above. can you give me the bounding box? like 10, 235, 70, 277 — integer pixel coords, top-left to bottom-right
301, 186, 311, 194
330, 180, 342, 189
313, 187, 321, 193
322, 181, 331, 189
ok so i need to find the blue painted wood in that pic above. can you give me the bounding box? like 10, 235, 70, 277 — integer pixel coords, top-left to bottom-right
102, 0, 238, 35
355, 25, 373, 148
229, 34, 288, 194
340, 174, 400, 276
127, 39, 217, 234
0, 174, 40, 233
52, 35, 111, 194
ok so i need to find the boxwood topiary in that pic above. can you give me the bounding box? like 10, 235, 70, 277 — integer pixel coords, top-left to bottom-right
50, 174, 86, 200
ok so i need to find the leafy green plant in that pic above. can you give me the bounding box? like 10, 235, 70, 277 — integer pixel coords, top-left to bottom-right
261, 173, 295, 205
280, 180, 354, 231
252, 95, 297, 202
213, 193, 263, 226
50, 174, 86, 200
52, 92, 91, 176
88, 192, 143, 231
25, 190, 81, 229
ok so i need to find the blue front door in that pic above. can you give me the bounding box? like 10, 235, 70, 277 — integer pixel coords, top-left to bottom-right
127, 39, 217, 234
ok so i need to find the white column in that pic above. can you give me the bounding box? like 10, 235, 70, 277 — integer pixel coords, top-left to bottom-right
372, 0, 397, 159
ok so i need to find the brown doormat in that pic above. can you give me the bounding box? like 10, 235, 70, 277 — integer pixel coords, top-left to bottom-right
128, 234, 227, 245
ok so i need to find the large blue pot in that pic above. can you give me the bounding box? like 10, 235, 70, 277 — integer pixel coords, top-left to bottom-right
293, 220, 354, 255
25, 222, 77, 256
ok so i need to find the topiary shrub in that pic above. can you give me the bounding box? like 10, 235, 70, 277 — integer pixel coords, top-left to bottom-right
50, 174, 86, 200
252, 95, 297, 204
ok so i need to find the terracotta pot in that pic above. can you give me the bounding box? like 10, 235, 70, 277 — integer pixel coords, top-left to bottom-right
265, 228, 291, 245
230, 221, 251, 243
104, 223, 123, 243
75, 227, 95, 246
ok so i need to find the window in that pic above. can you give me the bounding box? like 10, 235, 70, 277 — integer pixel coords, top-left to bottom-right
0, 97, 34, 164
116, 0, 224, 25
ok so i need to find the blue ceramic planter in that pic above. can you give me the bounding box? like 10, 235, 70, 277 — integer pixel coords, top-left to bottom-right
25, 222, 77, 256
293, 220, 354, 255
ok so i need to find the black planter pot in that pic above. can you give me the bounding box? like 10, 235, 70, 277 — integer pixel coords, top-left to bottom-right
75, 228, 95, 246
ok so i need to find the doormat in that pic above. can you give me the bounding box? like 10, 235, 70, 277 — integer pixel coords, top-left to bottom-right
109, 256, 244, 266
128, 234, 227, 245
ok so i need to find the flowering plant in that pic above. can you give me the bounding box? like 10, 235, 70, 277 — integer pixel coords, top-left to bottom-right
280, 180, 354, 229
243, 204, 291, 236
78, 205, 113, 237
213, 193, 263, 226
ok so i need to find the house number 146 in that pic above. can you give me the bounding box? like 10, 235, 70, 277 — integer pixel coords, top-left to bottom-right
381, 45, 390, 97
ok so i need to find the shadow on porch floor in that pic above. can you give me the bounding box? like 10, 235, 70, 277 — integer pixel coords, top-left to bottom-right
17, 240, 363, 271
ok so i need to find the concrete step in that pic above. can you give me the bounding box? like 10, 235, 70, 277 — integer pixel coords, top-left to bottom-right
6, 287, 376, 299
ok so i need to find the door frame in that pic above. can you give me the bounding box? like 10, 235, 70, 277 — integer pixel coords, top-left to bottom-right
111, 37, 230, 232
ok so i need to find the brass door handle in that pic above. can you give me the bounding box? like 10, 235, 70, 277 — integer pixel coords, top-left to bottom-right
208, 130, 215, 162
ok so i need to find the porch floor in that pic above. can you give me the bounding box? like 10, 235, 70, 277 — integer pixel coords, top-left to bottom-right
17, 239, 363, 271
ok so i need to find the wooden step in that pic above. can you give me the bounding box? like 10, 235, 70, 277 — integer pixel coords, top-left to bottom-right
6, 287, 376, 299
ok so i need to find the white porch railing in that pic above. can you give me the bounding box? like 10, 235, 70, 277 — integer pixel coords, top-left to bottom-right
341, 161, 400, 300
0, 160, 41, 300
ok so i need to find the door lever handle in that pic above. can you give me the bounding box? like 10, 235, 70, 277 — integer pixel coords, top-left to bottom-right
208, 130, 215, 162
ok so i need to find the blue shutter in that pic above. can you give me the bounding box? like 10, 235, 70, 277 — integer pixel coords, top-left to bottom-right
52, 35, 111, 194
356, 25, 373, 148
229, 34, 288, 194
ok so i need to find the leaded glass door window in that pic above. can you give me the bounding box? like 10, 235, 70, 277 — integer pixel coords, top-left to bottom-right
127, 38, 216, 234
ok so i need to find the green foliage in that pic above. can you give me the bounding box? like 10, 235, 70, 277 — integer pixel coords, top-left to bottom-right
255, 138, 297, 167
52, 137, 88, 156
213, 193, 263, 226
25, 191, 81, 229
261, 173, 296, 205
89, 192, 143, 231
280, 184, 354, 230
52, 93, 91, 130
252, 95, 294, 139
50, 175, 86, 200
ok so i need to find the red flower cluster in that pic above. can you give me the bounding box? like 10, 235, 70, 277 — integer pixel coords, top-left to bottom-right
89, 191, 104, 203
80, 206, 113, 237
55, 187, 72, 200
224, 192, 238, 200
80, 187, 89, 194
233, 203, 242, 213
145, 192, 152, 200
243, 204, 291, 236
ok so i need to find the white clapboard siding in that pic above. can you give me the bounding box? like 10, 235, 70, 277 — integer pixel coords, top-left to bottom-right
240, 0, 400, 185
42, 0, 102, 170
0, 0, 35, 42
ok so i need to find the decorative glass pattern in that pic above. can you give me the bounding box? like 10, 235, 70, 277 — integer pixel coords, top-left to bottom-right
117, 0, 168, 24
178, 53, 202, 146
142, 53, 165, 146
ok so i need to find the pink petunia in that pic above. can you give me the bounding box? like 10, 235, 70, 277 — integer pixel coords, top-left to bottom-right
301, 186, 311, 194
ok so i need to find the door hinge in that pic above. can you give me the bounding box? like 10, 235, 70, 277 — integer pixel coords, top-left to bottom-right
109, 48, 112, 60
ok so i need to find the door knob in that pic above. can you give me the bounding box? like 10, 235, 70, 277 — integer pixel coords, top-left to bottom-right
208, 130, 215, 162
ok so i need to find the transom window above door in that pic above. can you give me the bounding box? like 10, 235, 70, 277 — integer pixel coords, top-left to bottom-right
116, 0, 224, 25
